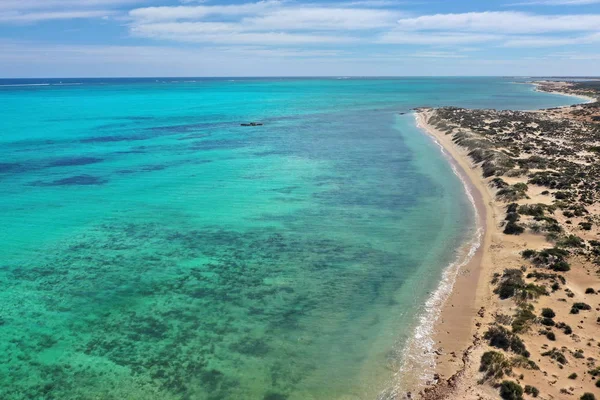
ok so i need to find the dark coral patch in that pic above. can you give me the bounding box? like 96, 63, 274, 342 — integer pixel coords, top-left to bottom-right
30, 175, 108, 186
0, 163, 22, 173
49, 157, 104, 167
81, 135, 145, 143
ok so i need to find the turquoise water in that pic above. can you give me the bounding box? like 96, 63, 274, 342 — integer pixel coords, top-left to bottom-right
0, 78, 577, 400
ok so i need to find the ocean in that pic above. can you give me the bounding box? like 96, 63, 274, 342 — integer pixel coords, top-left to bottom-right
0, 78, 578, 400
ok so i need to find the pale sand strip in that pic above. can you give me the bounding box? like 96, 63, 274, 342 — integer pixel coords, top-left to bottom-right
408, 110, 498, 397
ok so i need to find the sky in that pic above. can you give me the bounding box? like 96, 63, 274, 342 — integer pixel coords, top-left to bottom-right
1, 0, 600, 77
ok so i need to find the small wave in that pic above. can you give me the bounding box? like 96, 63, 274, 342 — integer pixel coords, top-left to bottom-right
382, 114, 484, 397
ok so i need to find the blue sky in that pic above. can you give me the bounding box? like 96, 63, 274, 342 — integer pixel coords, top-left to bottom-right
1, 0, 600, 77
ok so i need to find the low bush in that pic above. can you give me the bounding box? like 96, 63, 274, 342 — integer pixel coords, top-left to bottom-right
512, 305, 536, 334
557, 235, 585, 248
541, 308, 556, 319
551, 261, 571, 272
524, 385, 539, 398
580, 394, 596, 400
556, 322, 572, 335
504, 221, 525, 235
588, 367, 600, 377
495, 269, 525, 299
571, 303, 591, 314
511, 356, 538, 370
484, 325, 529, 357
522, 249, 537, 259
542, 348, 567, 365
500, 380, 524, 400
569, 373, 578, 379
480, 351, 512, 382
540, 318, 555, 327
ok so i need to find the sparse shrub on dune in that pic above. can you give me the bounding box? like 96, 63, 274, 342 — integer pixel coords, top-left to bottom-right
480, 351, 512, 382
512, 304, 536, 334
504, 221, 525, 235
541, 308, 555, 319
542, 348, 567, 365
484, 325, 529, 357
524, 385, 539, 398
500, 380, 524, 400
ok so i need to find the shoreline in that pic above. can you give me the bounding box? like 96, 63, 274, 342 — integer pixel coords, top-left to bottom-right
406, 110, 497, 397
408, 82, 600, 399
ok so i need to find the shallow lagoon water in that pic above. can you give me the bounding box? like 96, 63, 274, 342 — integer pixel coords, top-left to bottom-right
0, 78, 577, 399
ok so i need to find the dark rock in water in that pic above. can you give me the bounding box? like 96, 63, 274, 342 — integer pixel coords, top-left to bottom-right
398, 112, 406, 115
49, 157, 104, 167
241, 122, 263, 127
30, 175, 107, 186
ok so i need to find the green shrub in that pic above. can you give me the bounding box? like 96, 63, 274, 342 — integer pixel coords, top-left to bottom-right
524, 385, 539, 398
500, 380, 524, 400
480, 351, 511, 381
541, 308, 555, 318
571, 303, 591, 314
579, 222, 592, 231
507, 203, 519, 213
569, 373, 578, 379
518, 204, 547, 218
522, 249, 537, 259
542, 348, 567, 364
514, 183, 528, 192
551, 260, 571, 272
580, 394, 596, 400
546, 331, 556, 341
558, 235, 585, 248
589, 367, 600, 377
506, 212, 520, 223
504, 221, 525, 235
585, 288, 596, 294
541, 318, 555, 327
511, 356, 538, 370
495, 269, 525, 299
484, 325, 529, 357
512, 305, 536, 334
595, 379, 600, 388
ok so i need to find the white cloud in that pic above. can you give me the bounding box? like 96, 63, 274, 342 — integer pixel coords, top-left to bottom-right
129, 2, 282, 22
502, 32, 600, 46
0, 0, 147, 23
391, 10, 600, 49
0, 10, 114, 23
128, 1, 399, 45
396, 12, 600, 34
379, 31, 500, 45
242, 7, 398, 30
510, 0, 600, 5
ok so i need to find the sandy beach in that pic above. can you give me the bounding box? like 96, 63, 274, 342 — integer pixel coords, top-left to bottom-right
410, 82, 600, 400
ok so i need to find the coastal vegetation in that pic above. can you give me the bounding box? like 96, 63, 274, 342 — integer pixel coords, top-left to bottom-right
420, 80, 600, 400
